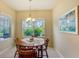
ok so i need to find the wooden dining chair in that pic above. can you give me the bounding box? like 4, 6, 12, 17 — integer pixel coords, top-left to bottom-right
14, 43, 37, 58
14, 44, 34, 57
38, 38, 49, 58
14, 38, 28, 58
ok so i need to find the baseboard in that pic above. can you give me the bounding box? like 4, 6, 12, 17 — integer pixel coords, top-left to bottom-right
55, 48, 64, 58
0, 45, 13, 56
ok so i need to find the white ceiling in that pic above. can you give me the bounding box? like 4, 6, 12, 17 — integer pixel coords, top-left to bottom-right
1, 0, 56, 11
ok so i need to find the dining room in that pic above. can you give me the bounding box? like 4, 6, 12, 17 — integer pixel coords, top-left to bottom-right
1, 0, 79, 58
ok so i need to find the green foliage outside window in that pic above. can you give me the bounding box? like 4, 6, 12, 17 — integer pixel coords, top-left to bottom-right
24, 28, 33, 36
24, 27, 44, 37
34, 27, 43, 37
0, 32, 3, 37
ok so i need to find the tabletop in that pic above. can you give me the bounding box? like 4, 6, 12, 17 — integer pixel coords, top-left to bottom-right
22, 38, 44, 46
16, 37, 44, 47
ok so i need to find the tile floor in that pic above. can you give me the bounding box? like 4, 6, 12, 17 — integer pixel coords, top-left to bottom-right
0, 47, 60, 58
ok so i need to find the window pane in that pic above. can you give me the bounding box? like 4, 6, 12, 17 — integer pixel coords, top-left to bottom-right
34, 19, 45, 37
3, 17, 11, 38
22, 20, 33, 37
0, 15, 11, 38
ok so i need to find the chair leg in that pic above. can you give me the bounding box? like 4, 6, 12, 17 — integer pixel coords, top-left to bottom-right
46, 50, 48, 58
14, 51, 18, 58
38, 50, 41, 58
38, 50, 39, 58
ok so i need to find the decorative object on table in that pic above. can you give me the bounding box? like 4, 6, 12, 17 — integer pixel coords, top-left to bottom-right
59, 6, 79, 34
29, 35, 34, 42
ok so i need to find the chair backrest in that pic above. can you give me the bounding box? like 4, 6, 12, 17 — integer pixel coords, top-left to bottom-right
19, 45, 34, 50
18, 49, 37, 58
15, 39, 35, 52
44, 38, 49, 49
15, 38, 20, 52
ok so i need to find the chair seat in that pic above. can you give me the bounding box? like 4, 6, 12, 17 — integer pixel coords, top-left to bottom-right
38, 45, 46, 50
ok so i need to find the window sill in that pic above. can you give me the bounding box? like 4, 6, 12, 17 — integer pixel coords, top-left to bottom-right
0, 38, 10, 41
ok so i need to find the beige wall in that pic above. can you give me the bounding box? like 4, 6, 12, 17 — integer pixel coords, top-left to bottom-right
16, 10, 53, 47
0, 1, 16, 52
53, 0, 79, 57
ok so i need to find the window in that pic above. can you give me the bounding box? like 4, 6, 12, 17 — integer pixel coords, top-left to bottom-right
22, 18, 45, 37
0, 15, 11, 39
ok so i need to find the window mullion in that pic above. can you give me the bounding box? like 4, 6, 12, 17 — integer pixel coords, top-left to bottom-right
32, 20, 35, 36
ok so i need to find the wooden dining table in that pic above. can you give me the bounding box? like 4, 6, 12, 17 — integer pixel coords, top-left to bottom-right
16, 37, 45, 58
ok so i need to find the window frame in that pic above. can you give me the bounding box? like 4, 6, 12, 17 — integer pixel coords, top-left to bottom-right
0, 12, 11, 39
22, 18, 46, 38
